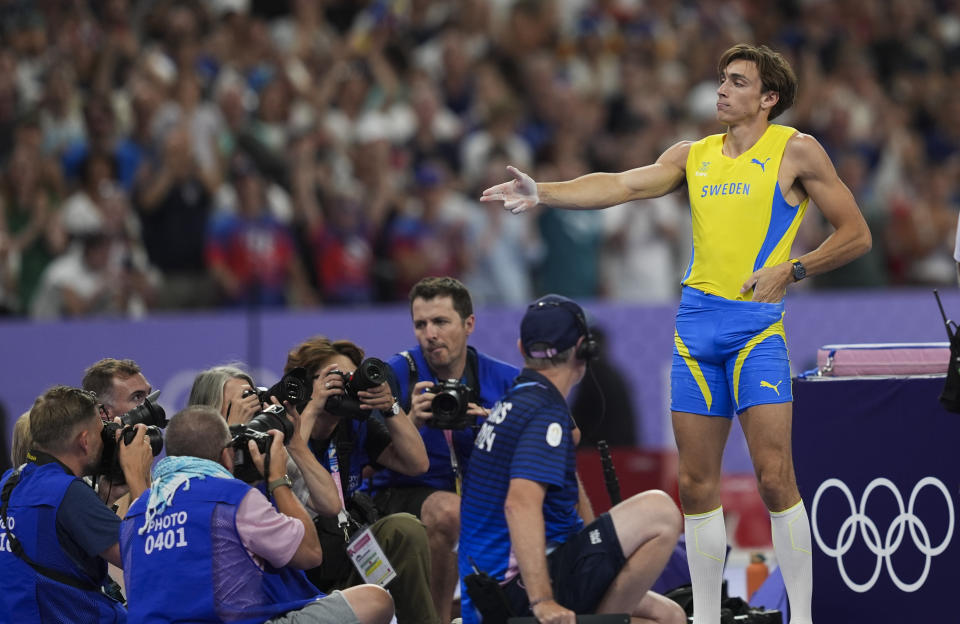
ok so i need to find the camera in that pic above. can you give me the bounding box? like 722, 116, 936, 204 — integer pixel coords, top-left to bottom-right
119, 389, 167, 428
324, 357, 388, 420
98, 423, 163, 484
96, 391, 167, 484
228, 404, 294, 483
258, 367, 310, 408
427, 379, 476, 430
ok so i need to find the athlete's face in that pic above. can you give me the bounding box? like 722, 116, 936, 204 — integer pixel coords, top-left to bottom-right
716, 59, 777, 124
411, 296, 474, 379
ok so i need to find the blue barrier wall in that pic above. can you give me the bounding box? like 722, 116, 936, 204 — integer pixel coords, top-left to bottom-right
1, 287, 956, 471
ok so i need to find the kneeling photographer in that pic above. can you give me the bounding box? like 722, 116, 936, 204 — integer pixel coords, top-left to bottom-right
119, 405, 393, 624
283, 336, 439, 624
0, 386, 153, 622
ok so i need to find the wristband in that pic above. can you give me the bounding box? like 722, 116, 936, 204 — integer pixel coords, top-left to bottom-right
529, 597, 552, 609
267, 474, 293, 495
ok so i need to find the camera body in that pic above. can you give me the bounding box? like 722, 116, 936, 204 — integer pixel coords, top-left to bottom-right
99, 424, 163, 483
97, 391, 167, 484
324, 357, 388, 420
120, 390, 167, 428
228, 404, 294, 483
258, 367, 310, 407
427, 379, 475, 430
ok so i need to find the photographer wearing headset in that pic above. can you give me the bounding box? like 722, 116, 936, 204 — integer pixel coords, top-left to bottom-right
0, 386, 153, 623
283, 335, 439, 624
119, 405, 393, 624
459, 295, 685, 624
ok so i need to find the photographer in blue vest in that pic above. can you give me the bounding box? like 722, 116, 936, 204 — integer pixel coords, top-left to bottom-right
371, 276, 520, 622
0, 385, 153, 623
119, 405, 393, 624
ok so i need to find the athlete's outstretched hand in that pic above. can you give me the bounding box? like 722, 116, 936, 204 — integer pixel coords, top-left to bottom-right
480, 165, 539, 214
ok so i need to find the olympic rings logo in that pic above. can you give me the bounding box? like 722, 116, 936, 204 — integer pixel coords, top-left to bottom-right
811, 477, 954, 593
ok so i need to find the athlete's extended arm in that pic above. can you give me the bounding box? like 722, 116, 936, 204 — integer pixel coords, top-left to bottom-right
480, 142, 690, 214
742, 134, 872, 302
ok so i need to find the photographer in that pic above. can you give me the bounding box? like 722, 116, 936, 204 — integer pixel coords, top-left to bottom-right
459, 295, 685, 624
0, 386, 153, 623
119, 405, 393, 624
82, 357, 159, 507
188, 365, 342, 521
82, 358, 153, 422
284, 336, 438, 624
372, 276, 519, 623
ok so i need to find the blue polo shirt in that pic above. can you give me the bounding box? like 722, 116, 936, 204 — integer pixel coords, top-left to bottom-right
373, 346, 519, 493
457, 368, 581, 624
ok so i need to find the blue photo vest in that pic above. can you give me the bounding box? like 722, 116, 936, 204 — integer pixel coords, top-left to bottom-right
120, 476, 323, 623
0, 463, 125, 624
373, 346, 519, 492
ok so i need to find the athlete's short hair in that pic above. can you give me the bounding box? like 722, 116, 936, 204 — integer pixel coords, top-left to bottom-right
719, 44, 797, 121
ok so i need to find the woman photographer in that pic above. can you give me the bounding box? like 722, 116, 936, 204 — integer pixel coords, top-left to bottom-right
187, 365, 342, 518
284, 336, 438, 624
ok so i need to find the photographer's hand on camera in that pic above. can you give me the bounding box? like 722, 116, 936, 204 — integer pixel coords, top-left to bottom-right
117, 423, 153, 500
225, 384, 262, 426
409, 380, 437, 427
306, 364, 346, 437
248, 428, 289, 483
356, 379, 393, 412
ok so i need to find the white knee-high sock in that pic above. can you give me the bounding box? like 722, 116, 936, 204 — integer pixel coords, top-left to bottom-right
685, 506, 726, 624
770, 501, 813, 624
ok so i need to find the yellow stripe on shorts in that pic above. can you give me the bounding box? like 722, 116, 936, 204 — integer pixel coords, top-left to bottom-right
675, 330, 712, 411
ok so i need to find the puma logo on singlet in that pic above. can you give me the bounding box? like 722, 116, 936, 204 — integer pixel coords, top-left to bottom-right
760, 379, 782, 395
751, 157, 771, 172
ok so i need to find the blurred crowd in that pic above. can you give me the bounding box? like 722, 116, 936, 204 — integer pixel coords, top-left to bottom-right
0, 0, 958, 320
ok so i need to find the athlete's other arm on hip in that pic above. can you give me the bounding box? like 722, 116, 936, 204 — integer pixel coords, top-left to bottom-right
505, 477, 576, 624
482, 137, 872, 303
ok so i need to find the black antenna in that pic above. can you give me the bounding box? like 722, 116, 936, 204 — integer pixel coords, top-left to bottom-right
596, 440, 621, 506
933, 289, 957, 339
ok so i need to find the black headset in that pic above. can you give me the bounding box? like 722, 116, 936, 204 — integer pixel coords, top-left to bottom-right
529, 299, 599, 361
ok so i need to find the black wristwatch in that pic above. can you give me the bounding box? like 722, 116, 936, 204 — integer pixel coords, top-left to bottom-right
790, 259, 806, 282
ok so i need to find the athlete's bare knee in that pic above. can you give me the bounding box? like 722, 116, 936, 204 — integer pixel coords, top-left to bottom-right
677, 471, 720, 510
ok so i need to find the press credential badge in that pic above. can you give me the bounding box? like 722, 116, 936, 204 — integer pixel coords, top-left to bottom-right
347, 527, 396, 587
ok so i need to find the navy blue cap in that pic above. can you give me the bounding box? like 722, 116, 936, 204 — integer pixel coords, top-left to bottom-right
520, 294, 586, 358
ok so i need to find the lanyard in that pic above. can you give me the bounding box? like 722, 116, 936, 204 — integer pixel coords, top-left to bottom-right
443, 429, 461, 496
326, 444, 352, 541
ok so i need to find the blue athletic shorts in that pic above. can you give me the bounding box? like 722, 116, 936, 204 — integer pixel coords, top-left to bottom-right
671, 286, 792, 417
501, 513, 625, 616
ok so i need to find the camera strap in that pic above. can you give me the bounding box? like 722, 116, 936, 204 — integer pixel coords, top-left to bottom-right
0, 468, 103, 593
328, 424, 357, 542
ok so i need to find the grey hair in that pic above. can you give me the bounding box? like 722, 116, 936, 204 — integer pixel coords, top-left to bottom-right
188, 364, 255, 412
